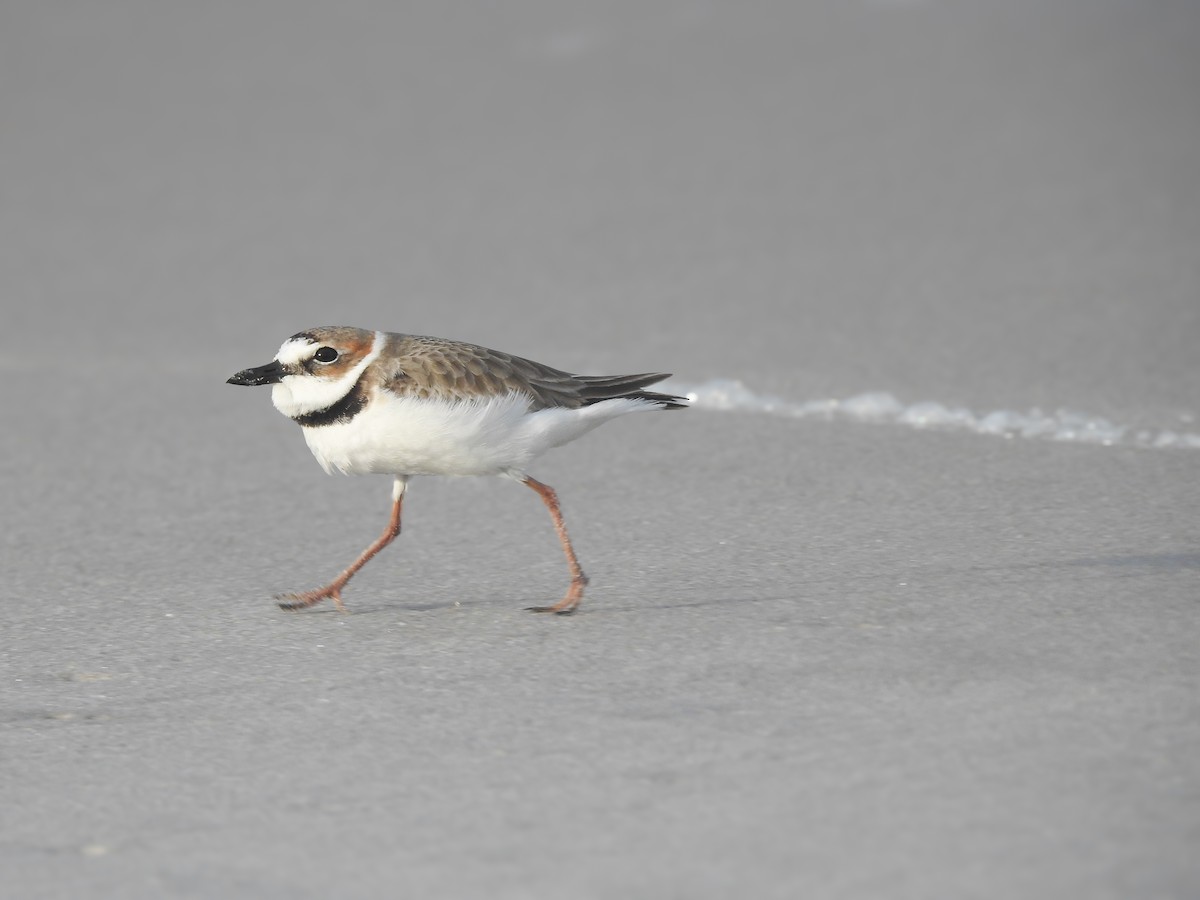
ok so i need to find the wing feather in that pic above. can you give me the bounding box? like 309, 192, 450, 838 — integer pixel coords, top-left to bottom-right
374, 334, 684, 410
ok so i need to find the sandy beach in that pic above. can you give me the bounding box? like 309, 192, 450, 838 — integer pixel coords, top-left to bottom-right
3, 2, 1198, 898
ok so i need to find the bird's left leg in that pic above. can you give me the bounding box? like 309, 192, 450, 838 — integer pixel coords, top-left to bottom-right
522, 476, 588, 614
277, 476, 408, 612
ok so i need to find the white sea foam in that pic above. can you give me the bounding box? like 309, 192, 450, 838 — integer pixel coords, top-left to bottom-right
671, 379, 1200, 450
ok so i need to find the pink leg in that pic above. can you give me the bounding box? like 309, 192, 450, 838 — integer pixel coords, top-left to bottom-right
277, 493, 403, 613
522, 476, 588, 614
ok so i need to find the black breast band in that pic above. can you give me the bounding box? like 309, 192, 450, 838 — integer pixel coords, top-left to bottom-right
293, 382, 368, 428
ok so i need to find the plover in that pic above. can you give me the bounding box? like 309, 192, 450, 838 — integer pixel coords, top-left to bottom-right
227, 327, 685, 614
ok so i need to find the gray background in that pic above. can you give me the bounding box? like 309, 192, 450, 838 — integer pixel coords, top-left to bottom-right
3, 2, 1198, 898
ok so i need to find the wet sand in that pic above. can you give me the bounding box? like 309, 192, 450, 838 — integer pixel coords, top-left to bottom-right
3, 2, 1198, 898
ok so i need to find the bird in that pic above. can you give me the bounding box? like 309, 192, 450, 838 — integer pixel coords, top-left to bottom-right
227, 326, 686, 614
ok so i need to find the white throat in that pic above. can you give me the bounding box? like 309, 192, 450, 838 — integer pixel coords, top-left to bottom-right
271, 331, 385, 419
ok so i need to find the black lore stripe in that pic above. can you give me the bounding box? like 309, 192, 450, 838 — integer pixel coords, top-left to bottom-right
292, 381, 368, 428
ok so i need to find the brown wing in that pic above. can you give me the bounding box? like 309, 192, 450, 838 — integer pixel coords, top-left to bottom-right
374, 334, 684, 410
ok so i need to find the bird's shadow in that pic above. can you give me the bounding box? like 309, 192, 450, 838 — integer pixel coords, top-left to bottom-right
285, 596, 563, 617
267, 550, 1200, 618
595, 550, 1200, 614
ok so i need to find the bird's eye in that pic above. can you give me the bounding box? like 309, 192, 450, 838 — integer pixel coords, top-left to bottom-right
313, 347, 339, 364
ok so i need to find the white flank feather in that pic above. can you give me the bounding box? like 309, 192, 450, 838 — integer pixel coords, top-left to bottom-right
300, 390, 665, 478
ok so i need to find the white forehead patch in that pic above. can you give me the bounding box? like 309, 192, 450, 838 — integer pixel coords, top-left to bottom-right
275, 337, 317, 366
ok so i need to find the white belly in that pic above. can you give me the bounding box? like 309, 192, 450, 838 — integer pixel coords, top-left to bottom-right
299, 390, 657, 478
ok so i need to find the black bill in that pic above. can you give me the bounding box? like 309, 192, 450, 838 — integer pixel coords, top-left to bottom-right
227, 360, 286, 386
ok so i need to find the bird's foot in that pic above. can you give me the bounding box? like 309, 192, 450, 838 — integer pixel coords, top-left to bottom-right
526, 575, 588, 616
276, 584, 348, 613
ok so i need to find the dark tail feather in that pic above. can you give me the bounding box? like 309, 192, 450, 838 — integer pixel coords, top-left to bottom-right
575, 372, 671, 396
576, 372, 689, 409
623, 389, 689, 409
